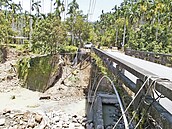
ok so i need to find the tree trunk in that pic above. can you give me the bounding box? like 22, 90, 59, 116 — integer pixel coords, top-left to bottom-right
71, 32, 74, 45
29, 0, 33, 48
71, 21, 74, 45
122, 18, 126, 51
29, 17, 33, 40
79, 32, 82, 48
115, 26, 118, 47
155, 13, 160, 41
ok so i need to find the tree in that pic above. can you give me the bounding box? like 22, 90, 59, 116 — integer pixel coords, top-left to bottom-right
94, 0, 172, 54
67, 0, 79, 45
32, 16, 67, 54
54, 0, 65, 19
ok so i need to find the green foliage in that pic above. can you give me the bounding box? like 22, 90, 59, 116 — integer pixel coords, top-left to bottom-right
1, 43, 29, 52
31, 17, 67, 54
94, 0, 172, 54
0, 11, 17, 44
17, 57, 31, 81
17, 55, 59, 92
91, 53, 108, 75
0, 0, 95, 56
3, 0, 172, 55
65, 10, 91, 47
58, 45, 77, 53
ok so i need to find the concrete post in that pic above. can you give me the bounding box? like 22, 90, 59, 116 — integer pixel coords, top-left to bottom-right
116, 65, 125, 87
133, 79, 145, 110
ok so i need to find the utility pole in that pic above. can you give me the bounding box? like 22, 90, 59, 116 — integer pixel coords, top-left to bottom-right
29, 0, 33, 48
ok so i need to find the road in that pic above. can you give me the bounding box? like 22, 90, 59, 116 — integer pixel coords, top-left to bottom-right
106, 50, 172, 114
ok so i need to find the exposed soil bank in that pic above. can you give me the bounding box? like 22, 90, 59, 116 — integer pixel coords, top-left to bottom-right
0, 48, 91, 129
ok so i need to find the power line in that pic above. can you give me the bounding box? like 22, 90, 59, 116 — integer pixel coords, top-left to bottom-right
88, 0, 97, 21
90, 0, 96, 21
87, 0, 92, 21
64, 0, 68, 20
90, 0, 95, 20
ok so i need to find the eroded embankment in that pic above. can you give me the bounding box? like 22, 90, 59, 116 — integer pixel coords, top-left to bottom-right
17, 54, 62, 92
0, 52, 91, 129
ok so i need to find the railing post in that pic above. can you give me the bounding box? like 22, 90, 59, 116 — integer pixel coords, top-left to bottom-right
133, 79, 145, 110
161, 55, 166, 65
116, 65, 125, 87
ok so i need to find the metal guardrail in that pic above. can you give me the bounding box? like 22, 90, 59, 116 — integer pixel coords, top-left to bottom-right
125, 48, 172, 67
93, 47, 172, 129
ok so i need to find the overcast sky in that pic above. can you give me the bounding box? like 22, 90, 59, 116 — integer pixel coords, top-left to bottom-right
12, 0, 123, 21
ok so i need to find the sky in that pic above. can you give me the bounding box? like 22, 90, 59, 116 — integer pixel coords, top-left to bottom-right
13, 0, 123, 21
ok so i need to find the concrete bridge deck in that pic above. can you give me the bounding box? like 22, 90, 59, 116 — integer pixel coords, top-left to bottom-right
106, 50, 172, 81
105, 50, 172, 114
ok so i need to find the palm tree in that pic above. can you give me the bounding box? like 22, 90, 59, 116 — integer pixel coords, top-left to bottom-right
67, 0, 79, 45
54, 0, 65, 19
29, 0, 42, 41
8, 2, 20, 30
31, 0, 41, 18
67, 0, 79, 15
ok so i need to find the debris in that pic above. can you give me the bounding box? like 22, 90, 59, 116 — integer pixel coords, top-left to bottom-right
27, 122, 36, 128
35, 114, 43, 123
39, 96, 51, 100
0, 118, 5, 126
10, 95, 16, 99
6, 75, 13, 80
3, 109, 11, 115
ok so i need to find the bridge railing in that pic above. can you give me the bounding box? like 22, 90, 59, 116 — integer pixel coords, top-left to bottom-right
125, 48, 172, 67
93, 47, 172, 129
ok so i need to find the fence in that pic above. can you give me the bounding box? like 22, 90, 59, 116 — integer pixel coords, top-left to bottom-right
125, 48, 172, 67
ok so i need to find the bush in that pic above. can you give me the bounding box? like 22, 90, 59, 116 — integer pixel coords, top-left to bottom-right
58, 45, 77, 53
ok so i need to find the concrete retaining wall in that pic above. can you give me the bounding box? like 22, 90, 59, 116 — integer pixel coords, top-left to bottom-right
17, 54, 62, 92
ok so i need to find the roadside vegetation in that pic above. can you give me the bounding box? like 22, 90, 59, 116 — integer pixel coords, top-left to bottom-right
0, 0, 94, 55
96, 0, 172, 53
0, 0, 172, 56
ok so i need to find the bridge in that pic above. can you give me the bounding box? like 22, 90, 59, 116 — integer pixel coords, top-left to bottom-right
89, 47, 172, 129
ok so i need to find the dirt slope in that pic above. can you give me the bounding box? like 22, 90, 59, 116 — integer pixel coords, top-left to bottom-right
0, 48, 91, 129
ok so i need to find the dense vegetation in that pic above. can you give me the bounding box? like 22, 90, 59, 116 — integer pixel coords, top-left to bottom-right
96, 0, 172, 53
0, 0, 172, 54
0, 0, 94, 54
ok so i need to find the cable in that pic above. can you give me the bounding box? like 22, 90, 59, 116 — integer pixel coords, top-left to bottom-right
112, 75, 152, 129
89, 75, 129, 129
134, 93, 164, 129
88, 72, 100, 103
90, 0, 96, 21
87, 0, 92, 21
64, 0, 67, 20
128, 77, 158, 126
124, 77, 168, 128
42, 0, 44, 13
